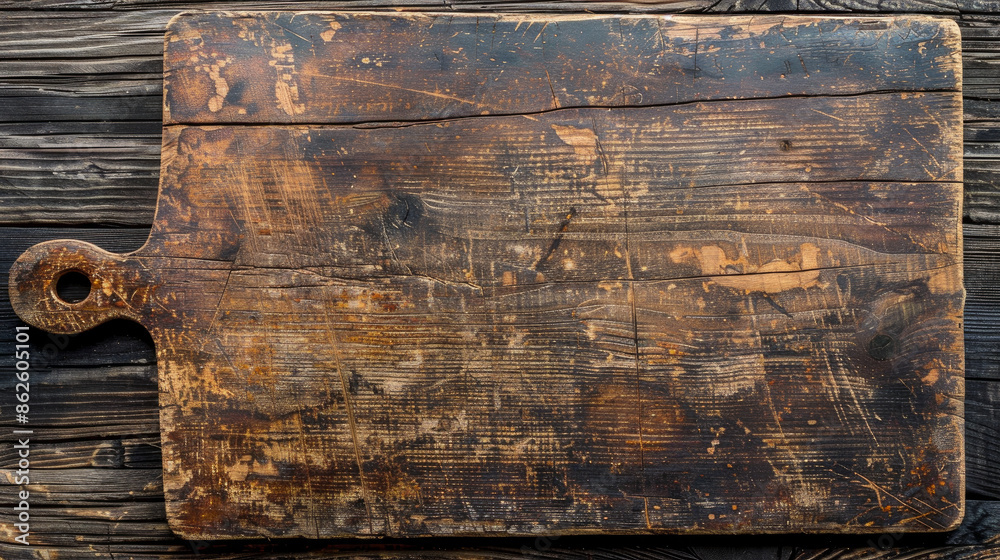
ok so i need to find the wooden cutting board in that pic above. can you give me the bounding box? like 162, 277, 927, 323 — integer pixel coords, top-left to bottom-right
9, 12, 964, 539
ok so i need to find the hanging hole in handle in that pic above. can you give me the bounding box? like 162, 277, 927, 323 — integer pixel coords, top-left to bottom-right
54, 269, 92, 304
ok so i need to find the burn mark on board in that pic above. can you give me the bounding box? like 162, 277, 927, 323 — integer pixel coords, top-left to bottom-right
535, 207, 577, 271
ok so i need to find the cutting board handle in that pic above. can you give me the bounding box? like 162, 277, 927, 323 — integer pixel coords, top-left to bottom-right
8, 240, 153, 334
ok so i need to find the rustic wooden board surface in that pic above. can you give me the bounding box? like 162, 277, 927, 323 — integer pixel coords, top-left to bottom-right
3, 4, 997, 558
6, 12, 965, 541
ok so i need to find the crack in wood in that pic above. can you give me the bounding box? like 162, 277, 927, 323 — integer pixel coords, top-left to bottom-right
164, 88, 963, 129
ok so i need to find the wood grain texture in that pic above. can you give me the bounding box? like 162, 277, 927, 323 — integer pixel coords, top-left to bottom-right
4, 1, 998, 557
967, 380, 1000, 501
0, 236, 993, 560
5, 12, 965, 541
964, 224, 1000, 380
4, 7, 999, 226
162, 12, 962, 125
3, 0, 1000, 14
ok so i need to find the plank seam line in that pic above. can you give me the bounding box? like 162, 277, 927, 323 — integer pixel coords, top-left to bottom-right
163, 88, 962, 128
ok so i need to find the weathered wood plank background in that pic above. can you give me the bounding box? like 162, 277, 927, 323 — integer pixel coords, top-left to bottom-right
0, 0, 998, 558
